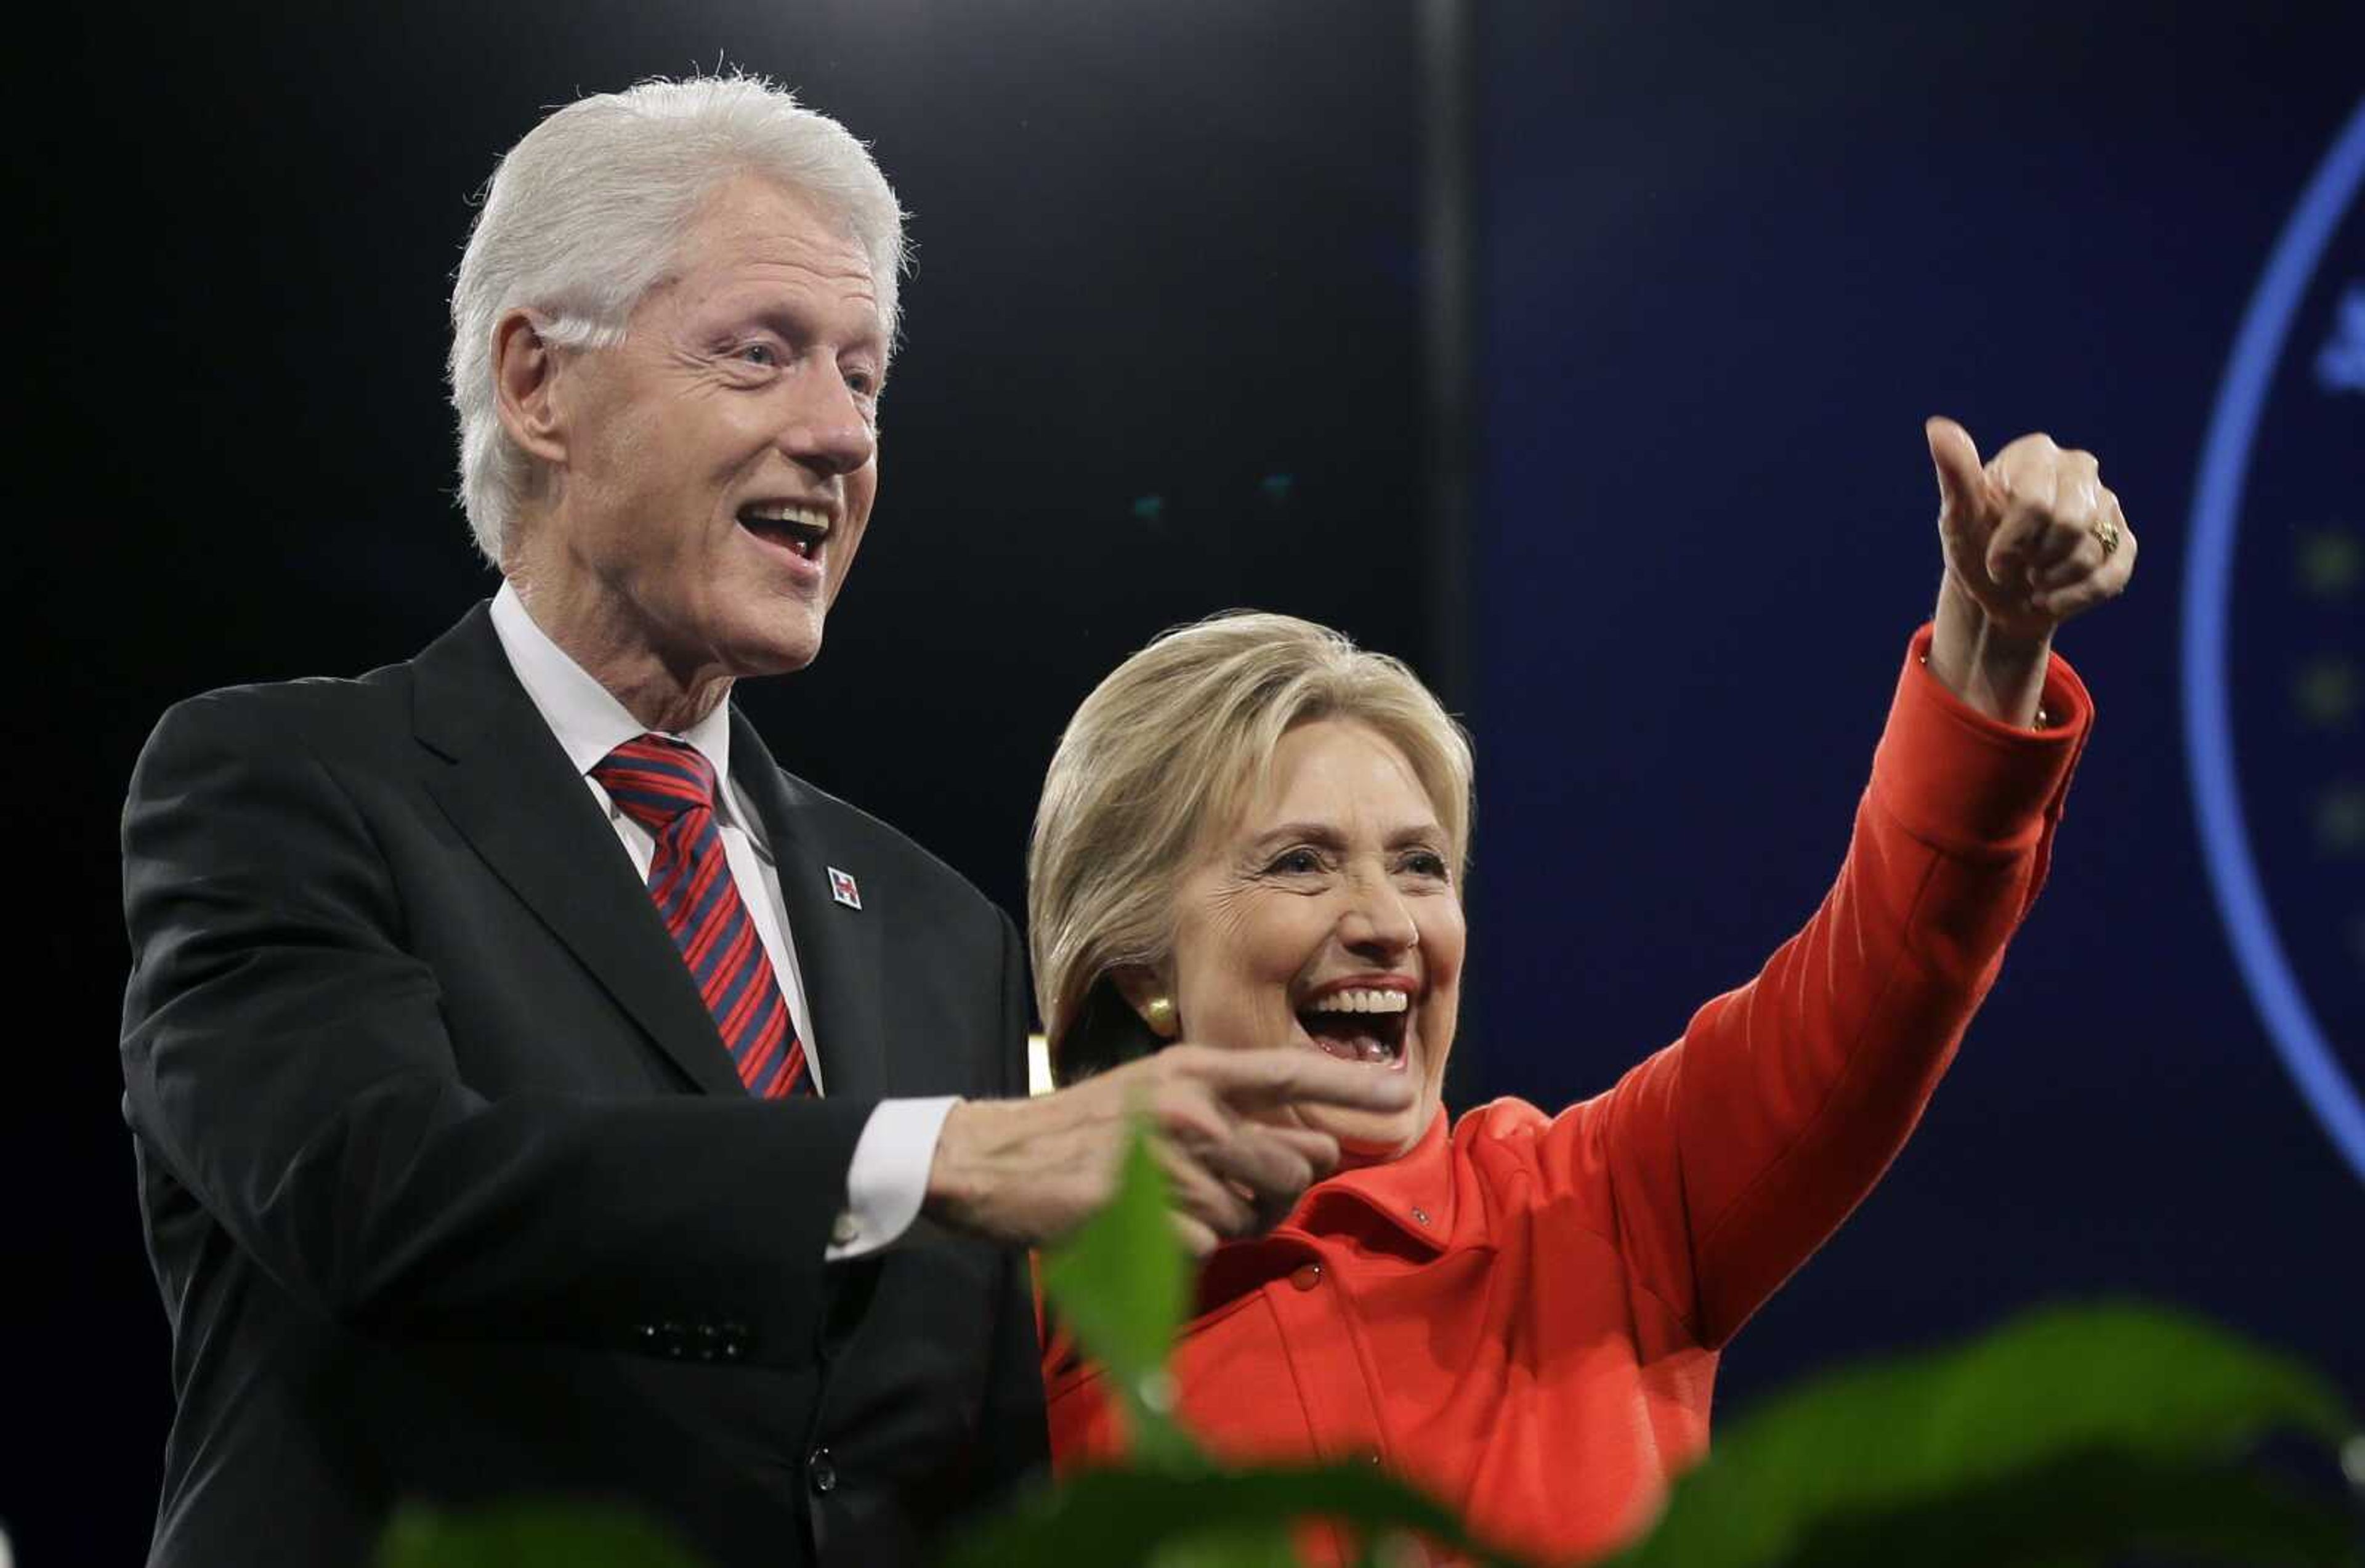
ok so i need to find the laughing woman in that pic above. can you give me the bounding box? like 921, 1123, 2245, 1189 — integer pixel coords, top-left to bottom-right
1029, 419, 2136, 1564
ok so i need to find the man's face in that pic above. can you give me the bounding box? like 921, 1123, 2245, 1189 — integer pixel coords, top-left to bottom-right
538, 174, 885, 682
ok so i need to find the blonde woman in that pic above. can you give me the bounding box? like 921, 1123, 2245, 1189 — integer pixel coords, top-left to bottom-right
1030, 420, 2133, 1563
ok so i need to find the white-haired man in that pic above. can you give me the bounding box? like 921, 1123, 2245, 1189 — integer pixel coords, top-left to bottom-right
119, 77, 1408, 1567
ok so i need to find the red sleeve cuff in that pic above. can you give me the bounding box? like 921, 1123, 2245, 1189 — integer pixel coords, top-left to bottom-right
1869, 623, 2093, 857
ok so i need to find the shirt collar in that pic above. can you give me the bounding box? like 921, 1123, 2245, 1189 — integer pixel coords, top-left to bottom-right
489, 580, 743, 826
1192, 1108, 1454, 1314
1303, 1107, 1454, 1255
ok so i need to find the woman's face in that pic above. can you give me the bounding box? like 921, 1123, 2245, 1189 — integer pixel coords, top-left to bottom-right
1158, 719, 1465, 1160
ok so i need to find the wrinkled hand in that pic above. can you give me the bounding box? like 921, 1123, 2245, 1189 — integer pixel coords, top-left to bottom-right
924, 1045, 1415, 1256
1926, 416, 2137, 640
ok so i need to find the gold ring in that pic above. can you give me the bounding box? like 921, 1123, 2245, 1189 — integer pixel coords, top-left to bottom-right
2091, 515, 2122, 556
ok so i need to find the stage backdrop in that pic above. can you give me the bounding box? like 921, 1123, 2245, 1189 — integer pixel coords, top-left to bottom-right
12, 2, 2359, 1562
1468, 0, 2363, 1426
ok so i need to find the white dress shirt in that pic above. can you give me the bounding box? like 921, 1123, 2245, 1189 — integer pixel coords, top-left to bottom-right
489, 583, 953, 1259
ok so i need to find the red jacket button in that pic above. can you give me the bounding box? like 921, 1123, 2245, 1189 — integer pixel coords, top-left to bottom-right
1290, 1262, 1323, 1291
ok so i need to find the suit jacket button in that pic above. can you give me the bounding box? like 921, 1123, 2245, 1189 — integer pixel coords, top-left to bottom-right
1290, 1262, 1324, 1291
808, 1448, 838, 1495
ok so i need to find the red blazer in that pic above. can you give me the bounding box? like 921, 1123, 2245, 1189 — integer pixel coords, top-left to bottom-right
1046, 628, 2092, 1564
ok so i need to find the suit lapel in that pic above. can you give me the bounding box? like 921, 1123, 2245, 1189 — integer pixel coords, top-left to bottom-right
728, 710, 889, 1105
410, 604, 746, 1099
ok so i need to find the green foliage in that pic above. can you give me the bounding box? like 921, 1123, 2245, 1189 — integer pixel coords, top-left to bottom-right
371, 1121, 2361, 1568
943, 1460, 1529, 1568
976, 1111, 1535, 1566
1038, 1113, 1187, 1387
980, 1118, 2361, 1567
375, 1501, 708, 1568
1598, 1301, 2360, 1568
1036, 1109, 1198, 1468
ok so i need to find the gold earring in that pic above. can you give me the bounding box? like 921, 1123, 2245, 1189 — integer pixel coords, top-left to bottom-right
1141, 995, 1179, 1040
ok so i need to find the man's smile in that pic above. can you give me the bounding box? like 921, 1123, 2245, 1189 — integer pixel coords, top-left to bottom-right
737, 497, 834, 560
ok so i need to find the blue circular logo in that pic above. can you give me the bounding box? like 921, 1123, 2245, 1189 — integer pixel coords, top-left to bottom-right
2183, 99, 2365, 1183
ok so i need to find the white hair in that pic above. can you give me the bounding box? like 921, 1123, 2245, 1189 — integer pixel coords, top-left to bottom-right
447, 74, 907, 562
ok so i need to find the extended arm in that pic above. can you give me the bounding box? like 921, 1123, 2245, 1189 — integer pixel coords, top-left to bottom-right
1657, 636, 2087, 1344
1551, 419, 2132, 1348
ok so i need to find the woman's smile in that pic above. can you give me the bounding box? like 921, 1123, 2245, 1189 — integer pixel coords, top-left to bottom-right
1292, 975, 1418, 1067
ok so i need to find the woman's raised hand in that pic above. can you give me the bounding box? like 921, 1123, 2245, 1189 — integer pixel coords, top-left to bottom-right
1922, 416, 2138, 724
1926, 416, 2137, 639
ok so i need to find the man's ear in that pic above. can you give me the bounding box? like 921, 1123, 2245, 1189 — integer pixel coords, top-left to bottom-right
491, 309, 568, 466
1109, 965, 1179, 1040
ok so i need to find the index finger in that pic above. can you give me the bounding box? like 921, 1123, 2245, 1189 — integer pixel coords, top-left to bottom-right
1191, 1046, 1417, 1113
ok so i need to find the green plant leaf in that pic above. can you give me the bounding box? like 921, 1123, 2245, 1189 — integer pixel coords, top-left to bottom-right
1040, 1110, 1199, 1467
1782, 1450, 2359, 1567
375, 1501, 711, 1568
1146, 1522, 1303, 1567
1040, 1111, 1187, 1385
942, 1462, 1542, 1568
1600, 1301, 2360, 1568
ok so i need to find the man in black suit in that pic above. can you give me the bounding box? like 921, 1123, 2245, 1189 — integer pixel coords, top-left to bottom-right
118, 76, 1405, 1567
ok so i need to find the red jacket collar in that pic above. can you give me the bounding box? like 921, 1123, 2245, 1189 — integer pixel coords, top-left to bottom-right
1191, 1109, 1456, 1315
1295, 1107, 1455, 1255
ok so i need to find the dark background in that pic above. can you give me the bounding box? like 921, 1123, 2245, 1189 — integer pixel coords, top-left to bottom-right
15, 3, 2361, 1561
1468, 0, 2364, 1465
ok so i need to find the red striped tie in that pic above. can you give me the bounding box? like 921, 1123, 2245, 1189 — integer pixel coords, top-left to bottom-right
592, 735, 811, 1097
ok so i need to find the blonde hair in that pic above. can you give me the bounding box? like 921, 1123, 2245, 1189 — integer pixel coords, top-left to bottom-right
1028, 612, 1473, 1083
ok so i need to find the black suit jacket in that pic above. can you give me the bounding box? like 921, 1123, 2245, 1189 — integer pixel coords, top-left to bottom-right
118, 604, 1046, 1567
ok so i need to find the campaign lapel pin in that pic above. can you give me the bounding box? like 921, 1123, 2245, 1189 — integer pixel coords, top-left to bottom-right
828, 867, 863, 910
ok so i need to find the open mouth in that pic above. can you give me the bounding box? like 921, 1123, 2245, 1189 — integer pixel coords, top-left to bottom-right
738, 500, 832, 561
1296, 988, 1410, 1067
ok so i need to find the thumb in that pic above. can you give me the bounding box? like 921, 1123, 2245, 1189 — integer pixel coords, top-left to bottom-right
1924, 415, 1986, 524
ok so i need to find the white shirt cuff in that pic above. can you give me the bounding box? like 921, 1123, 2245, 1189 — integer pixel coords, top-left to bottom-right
827, 1096, 960, 1261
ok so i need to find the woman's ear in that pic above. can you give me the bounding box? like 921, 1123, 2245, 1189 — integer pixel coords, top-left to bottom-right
1057, 976, 1169, 1084
1110, 966, 1180, 1040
